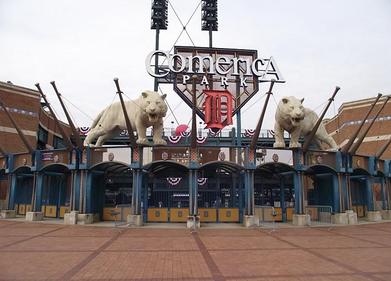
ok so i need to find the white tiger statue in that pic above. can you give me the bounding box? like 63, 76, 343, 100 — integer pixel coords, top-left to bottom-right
84, 90, 168, 146
273, 96, 338, 150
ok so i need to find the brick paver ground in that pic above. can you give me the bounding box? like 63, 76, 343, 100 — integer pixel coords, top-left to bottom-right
0, 221, 391, 281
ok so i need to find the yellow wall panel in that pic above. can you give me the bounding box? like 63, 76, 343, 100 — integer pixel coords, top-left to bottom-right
170, 208, 189, 222
103, 208, 120, 221
44, 205, 57, 218
147, 208, 168, 222
198, 208, 217, 222
18, 204, 26, 215
59, 206, 70, 218
218, 208, 239, 222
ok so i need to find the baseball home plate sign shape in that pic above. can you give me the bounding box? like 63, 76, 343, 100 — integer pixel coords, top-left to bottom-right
146, 46, 285, 129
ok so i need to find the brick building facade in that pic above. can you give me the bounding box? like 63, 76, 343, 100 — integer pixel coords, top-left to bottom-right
0, 81, 72, 154
325, 95, 391, 159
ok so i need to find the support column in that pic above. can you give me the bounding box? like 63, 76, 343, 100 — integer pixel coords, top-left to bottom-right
72, 170, 81, 211
294, 171, 304, 214
332, 174, 340, 213
84, 172, 93, 214
381, 177, 391, 219
131, 169, 142, 215
293, 171, 309, 226
280, 177, 286, 222
366, 176, 382, 221
187, 167, 199, 229
366, 177, 374, 212
26, 172, 44, 221
8, 174, 17, 210
33, 172, 43, 212
128, 147, 143, 226
381, 177, 387, 210
339, 173, 348, 211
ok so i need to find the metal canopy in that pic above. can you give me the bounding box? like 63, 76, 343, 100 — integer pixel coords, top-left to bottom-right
143, 160, 188, 176
40, 163, 69, 173
13, 166, 32, 174
256, 162, 295, 175
352, 168, 370, 176
90, 161, 132, 174
199, 160, 244, 174
305, 164, 337, 175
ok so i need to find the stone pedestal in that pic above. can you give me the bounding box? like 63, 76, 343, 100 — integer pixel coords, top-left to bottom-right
77, 213, 94, 224
187, 216, 200, 229
127, 214, 143, 226
64, 211, 79, 225
381, 210, 391, 220
346, 210, 358, 224
367, 211, 382, 222
292, 214, 310, 226
0, 209, 16, 219
331, 213, 348, 224
26, 212, 43, 221
243, 215, 257, 227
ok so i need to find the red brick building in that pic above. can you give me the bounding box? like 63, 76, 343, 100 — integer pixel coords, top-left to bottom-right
325, 95, 391, 159
0, 81, 72, 154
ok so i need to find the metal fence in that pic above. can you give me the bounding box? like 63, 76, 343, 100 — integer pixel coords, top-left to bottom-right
305, 205, 332, 225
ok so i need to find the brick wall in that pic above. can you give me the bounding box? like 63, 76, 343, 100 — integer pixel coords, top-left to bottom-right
325, 96, 391, 159
0, 82, 72, 154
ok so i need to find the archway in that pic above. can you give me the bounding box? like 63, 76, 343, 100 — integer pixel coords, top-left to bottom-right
255, 162, 295, 222
40, 164, 71, 218
88, 161, 132, 221
11, 166, 33, 215
199, 161, 243, 223
143, 160, 189, 222
350, 168, 371, 218
305, 164, 338, 222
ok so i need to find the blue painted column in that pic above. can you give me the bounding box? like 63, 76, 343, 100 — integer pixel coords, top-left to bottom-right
244, 169, 255, 216
280, 177, 286, 221
84, 172, 93, 213
332, 174, 340, 213
188, 168, 198, 216
366, 177, 374, 212
338, 173, 348, 211
8, 174, 17, 210
380, 177, 387, 210
294, 171, 304, 214
72, 171, 81, 211
132, 168, 143, 215
33, 172, 44, 212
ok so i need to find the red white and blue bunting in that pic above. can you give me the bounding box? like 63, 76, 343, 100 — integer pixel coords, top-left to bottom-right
166, 177, 207, 186
196, 136, 207, 144
244, 129, 255, 137
197, 177, 208, 186
167, 177, 182, 186
78, 127, 90, 135
208, 129, 221, 137
180, 131, 191, 137
168, 135, 208, 144
168, 135, 182, 144
120, 130, 129, 136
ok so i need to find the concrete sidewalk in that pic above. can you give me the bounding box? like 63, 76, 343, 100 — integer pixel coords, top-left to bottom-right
0, 220, 391, 280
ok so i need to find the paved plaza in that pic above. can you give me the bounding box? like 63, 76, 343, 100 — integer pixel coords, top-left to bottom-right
0, 220, 391, 280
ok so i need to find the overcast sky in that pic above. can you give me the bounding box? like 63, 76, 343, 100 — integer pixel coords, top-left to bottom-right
1, 0, 390, 131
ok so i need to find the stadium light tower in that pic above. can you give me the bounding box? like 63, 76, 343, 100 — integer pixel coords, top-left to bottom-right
201, 0, 218, 48
151, 0, 168, 91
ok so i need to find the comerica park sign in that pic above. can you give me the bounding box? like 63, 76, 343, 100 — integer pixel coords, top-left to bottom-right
146, 47, 284, 87
145, 46, 285, 123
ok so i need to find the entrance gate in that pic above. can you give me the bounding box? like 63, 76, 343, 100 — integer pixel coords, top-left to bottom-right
198, 161, 243, 223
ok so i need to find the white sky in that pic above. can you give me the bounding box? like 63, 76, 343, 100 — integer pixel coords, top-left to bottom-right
1, 0, 390, 131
